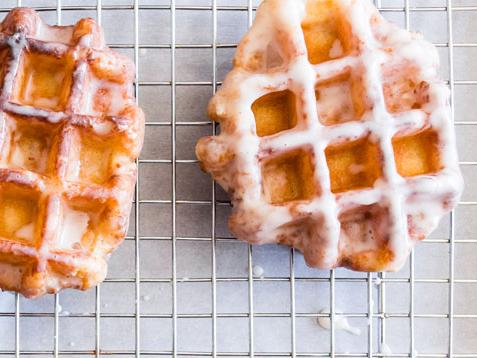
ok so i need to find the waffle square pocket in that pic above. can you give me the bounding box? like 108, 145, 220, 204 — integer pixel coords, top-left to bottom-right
0, 8, 144, 297
196, 0, 463, 271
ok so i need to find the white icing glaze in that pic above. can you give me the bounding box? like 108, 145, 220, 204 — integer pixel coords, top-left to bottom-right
380, 342, 392, 356
83, 78, 126, 117
14, 222, 34, 241
316, 79, 354, 123
317, 308, 361, 336
58, 204, 90, 250
3, 34, 26, 101
78, 34, 93, 48
253, 264, 265, 277
35, 22, 74, 45
197, 0, 463, 271
92, 120, 114, 136
329, 39, 344, 59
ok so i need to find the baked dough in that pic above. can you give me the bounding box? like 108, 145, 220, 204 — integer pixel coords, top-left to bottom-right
0, 8, 144, 297
196, 0, 463, 271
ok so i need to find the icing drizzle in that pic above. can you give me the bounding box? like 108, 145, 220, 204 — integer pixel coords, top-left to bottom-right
196, 0, 463, 271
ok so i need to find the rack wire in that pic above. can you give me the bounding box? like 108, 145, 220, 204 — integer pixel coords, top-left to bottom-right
0, 0, 476, 357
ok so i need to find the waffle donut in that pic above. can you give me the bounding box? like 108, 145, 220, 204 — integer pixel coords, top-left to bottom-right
196, 0, 463, 271
0, 8, 144, 297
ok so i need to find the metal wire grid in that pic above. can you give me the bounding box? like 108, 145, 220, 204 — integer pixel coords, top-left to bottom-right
0, 0, 475, 357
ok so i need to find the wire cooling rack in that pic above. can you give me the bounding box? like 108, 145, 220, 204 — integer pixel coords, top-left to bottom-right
0, 0, 476, 357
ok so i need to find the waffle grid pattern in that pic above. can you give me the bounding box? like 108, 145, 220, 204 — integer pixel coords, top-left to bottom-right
198, 0, 462, 271
0, 8, 143, 297
251, 9, 413, 268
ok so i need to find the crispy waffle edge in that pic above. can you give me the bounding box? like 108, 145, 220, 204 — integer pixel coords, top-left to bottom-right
0, 7, 145, 298
195, 0, 463, 272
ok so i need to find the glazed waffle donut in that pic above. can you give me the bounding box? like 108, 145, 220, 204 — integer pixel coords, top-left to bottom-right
196, 0, 463, 271
0, 8, 144, 297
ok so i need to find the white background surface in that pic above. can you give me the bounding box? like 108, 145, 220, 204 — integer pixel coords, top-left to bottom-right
0, 0, 476, 356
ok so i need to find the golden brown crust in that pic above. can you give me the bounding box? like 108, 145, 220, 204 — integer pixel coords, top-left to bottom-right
196, 0, 463, 272
0, 8, 144, 297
